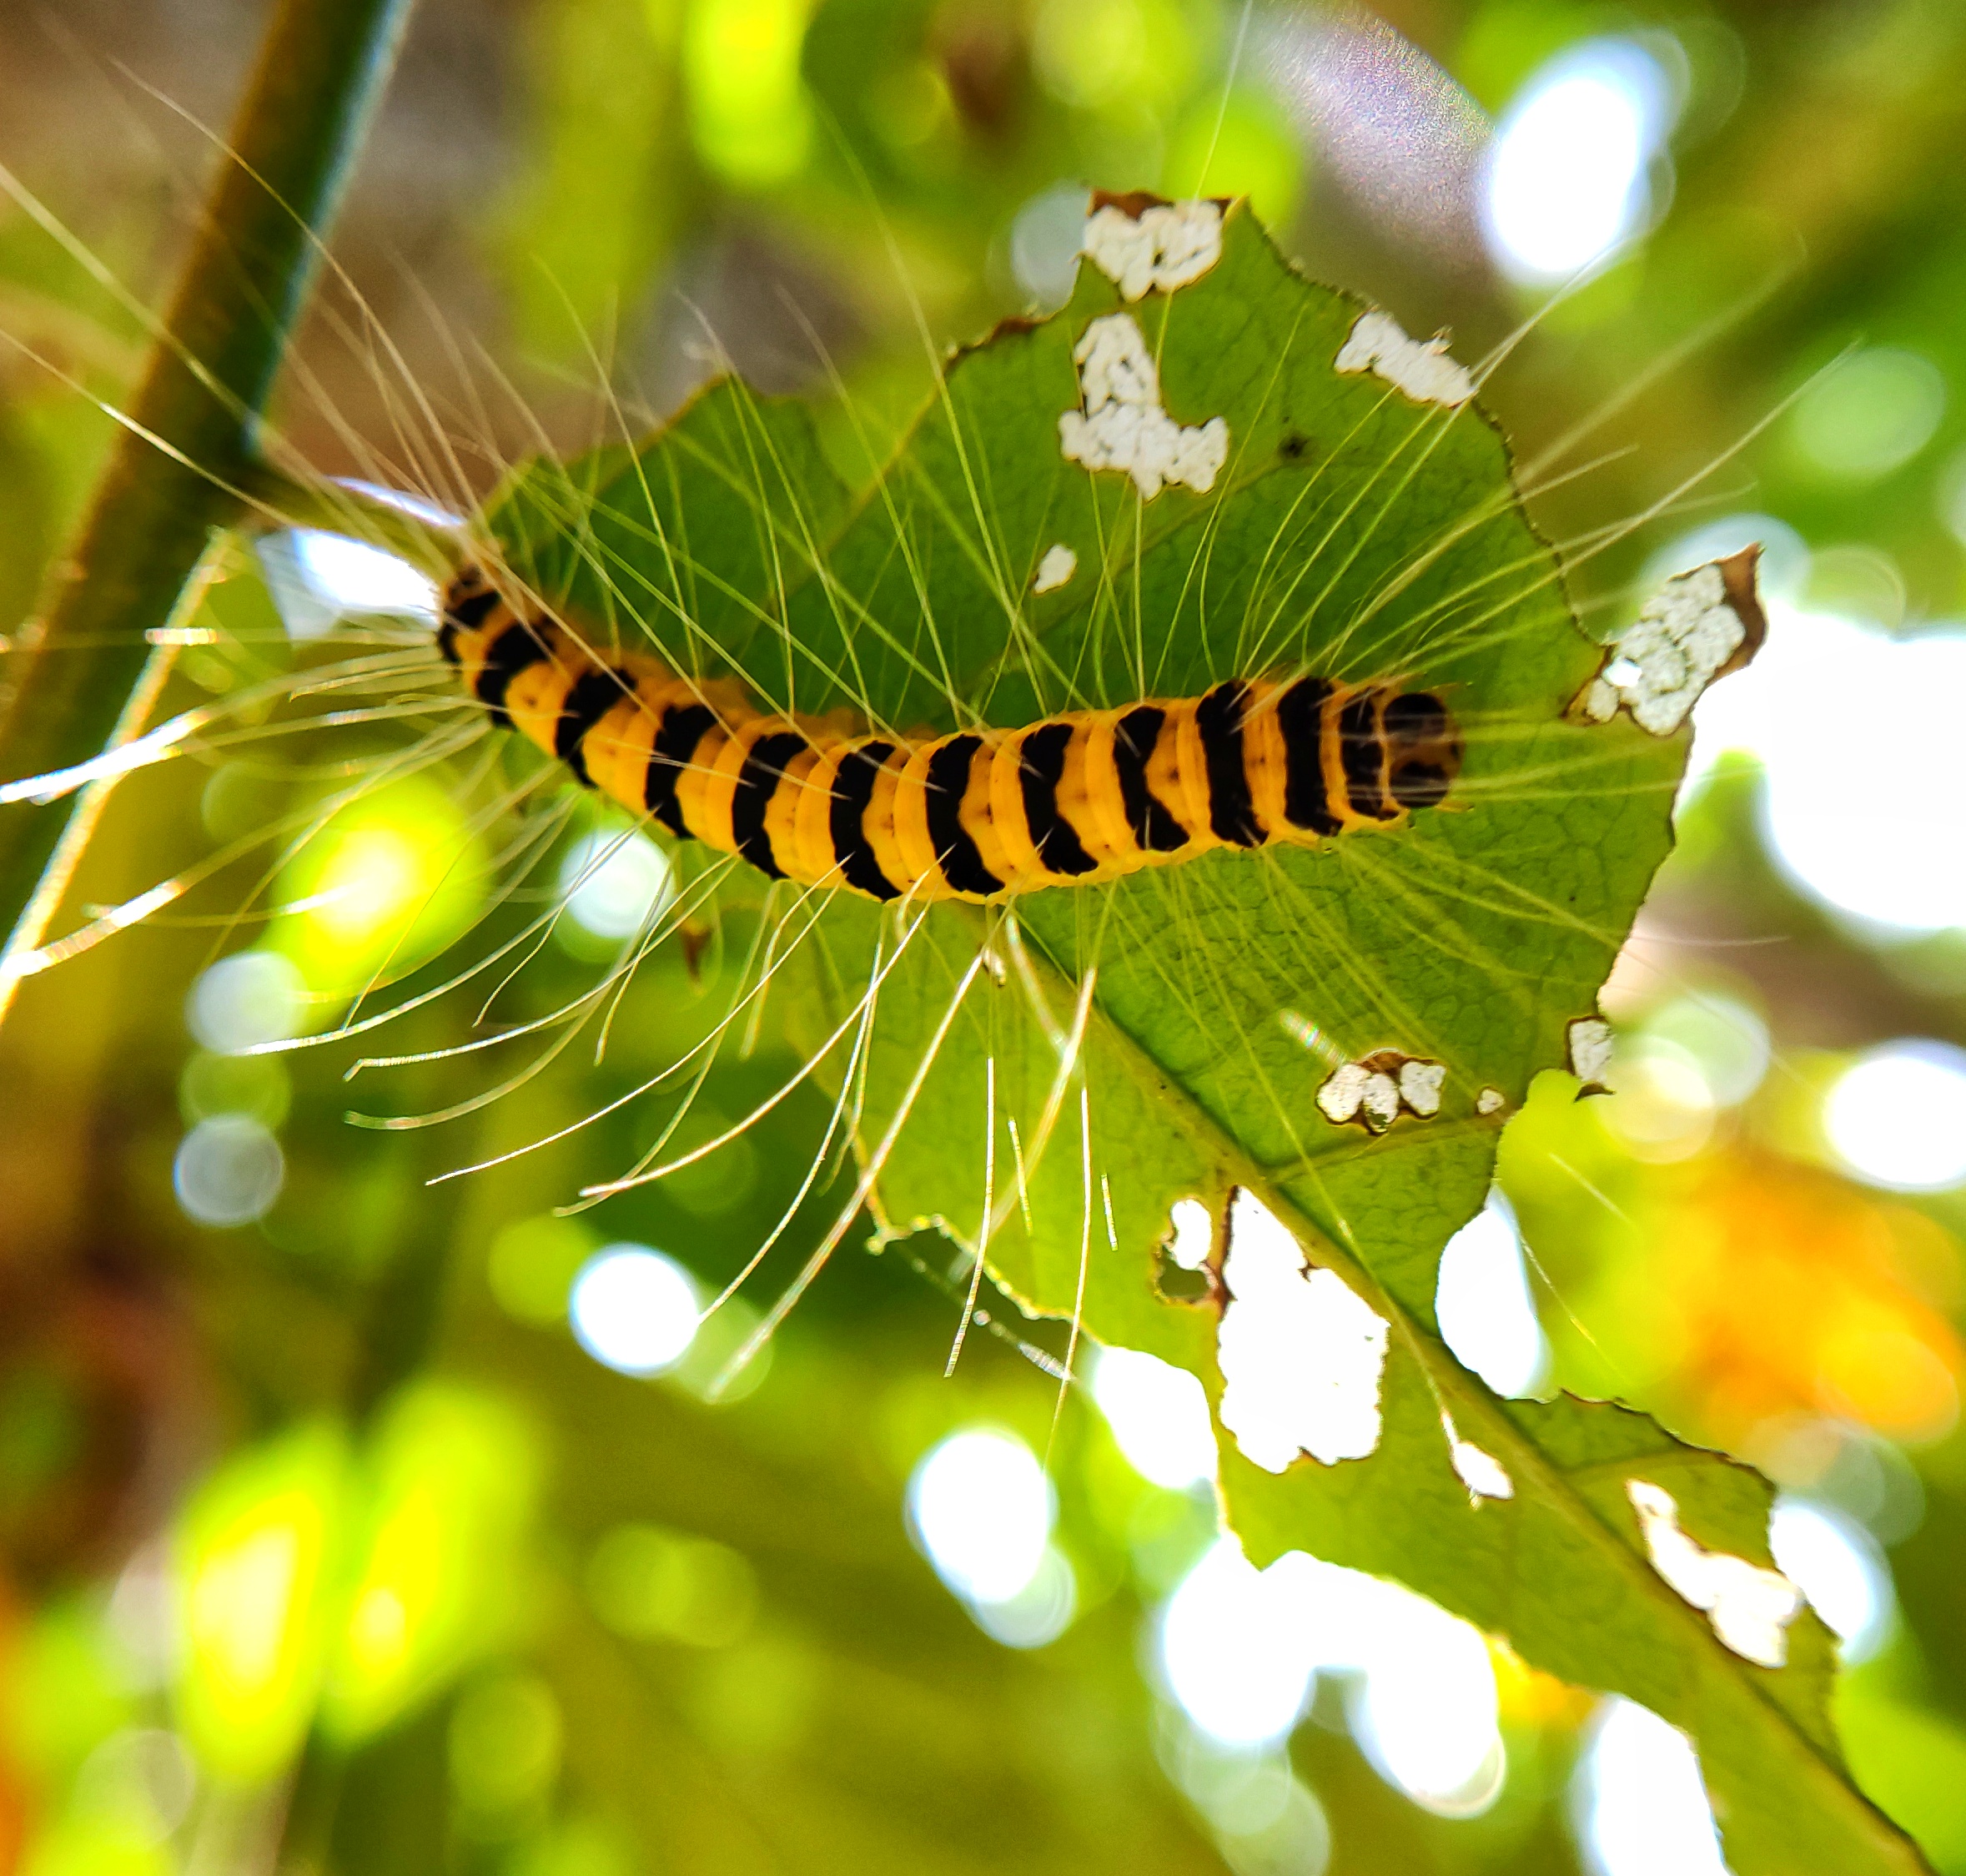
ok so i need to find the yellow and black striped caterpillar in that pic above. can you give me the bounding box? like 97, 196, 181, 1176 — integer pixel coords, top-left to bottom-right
436, 567, 1463, 904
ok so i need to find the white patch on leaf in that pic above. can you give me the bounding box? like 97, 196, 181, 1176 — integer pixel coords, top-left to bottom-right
1058, 313, 1229, 500
1626, 1479, 1804, 1668
1334, 309, 1475, 409
1567, 1018, 1613, 1086
1360, 1069, 1401, 1129
1476, 1086, 1506, 1116
1317, 1050, 1446, 1131
1315, 1060, 1372, 1124
1082, 199, 1223, 301
1032, 543, 1078, 593
1397, 1059, 1446, 1117
1218, 1189, 1390, 1471
1166, 1196, 1214, 1272
1578, 561, 1749, 737
1442, 1416, 1514, 1501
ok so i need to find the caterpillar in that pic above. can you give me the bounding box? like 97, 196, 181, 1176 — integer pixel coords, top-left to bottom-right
435, 566, 1465, 905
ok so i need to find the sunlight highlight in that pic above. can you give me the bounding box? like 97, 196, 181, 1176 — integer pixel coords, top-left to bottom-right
1091, 1345, 1216, 1490
1159, 1542, 1507, 1815
1435, 1193, 1548, 1398
275, 777, 485, 993
311, 827, 425, 944
1219, 1190, 1388, 1471
258, 529, 437, 640
1770, 1496, 1896, 1662
1692, 606, 1966, 933
1576, 1698, 1727, 1876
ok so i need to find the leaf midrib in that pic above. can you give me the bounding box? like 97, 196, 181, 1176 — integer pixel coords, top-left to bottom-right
984, 901, 1921, 1872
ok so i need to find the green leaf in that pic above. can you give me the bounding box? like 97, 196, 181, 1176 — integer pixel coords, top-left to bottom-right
490, 380, 850, 681
489, 201, 1927, 1875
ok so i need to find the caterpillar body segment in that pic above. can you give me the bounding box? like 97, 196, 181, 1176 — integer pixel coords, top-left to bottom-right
438, 568, 1463, 905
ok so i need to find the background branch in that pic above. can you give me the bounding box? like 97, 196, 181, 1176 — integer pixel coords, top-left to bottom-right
0, 0, 418, 993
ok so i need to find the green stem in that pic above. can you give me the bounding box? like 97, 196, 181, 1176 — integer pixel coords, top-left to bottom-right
0, 0, 418, 973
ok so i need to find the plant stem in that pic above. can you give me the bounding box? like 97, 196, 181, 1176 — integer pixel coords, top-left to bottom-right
0, 0, 418, 994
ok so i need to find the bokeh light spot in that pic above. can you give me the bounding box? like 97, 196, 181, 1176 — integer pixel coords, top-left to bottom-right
1824, 1041, 1966, 1191
558, 829, 675, 942
186, 950, 307, 1055
667, 1293, 775, 1404
1788, 348, 1945, 483
968, 1544, 1078, 1650
322, 1386, 539, 1745
1481, 38, 1673, 284
72, 1728, 197, 1848
1692, 611, 1966, 933
274, 777, 485, 995
569, 1247, 701, 1377
685, 0, 815, 187
1159, 1542, 1506, 1810
448, 1670, 563, 1818
1642, 993, 1769, 1107
908, 1427, 1054, 1609
586, 1523, 758, 1648
179, 1049, 292, 1129
1159, 1538, 1316, 1750
488, 1216, 596, 1327
1091, 1345, 1217, 1490
175, 1427, 346, 1783
1009, 182, 1090, 309
1033, 0, 1185, 110
312, 827, 424, 943
1348, 1602, 1505, 1817
1770, 1497, 1895, 1662
1600, 1040, 1717, 1163
1159, 1731, 1333, 1876
173, 1115, 284, 1227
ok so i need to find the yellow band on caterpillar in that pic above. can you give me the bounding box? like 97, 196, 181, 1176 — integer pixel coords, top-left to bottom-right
435, 568, 1463, 906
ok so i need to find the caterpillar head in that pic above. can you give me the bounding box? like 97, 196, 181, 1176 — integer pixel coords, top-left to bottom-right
1382, 689, 1461, 812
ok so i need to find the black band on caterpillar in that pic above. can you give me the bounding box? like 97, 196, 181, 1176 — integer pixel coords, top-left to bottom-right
1114, 707, 1189, 853
645, 702, 716, 837
556, 668, 630, 785
925, 736, 1004, 897
1196, 681, 1262, 847
1277, 677, 1339, 836
439, 571, 1462, 906
1018, 722, 1099, 878
830, 742, 903, 901
1339, 689, 1398, 823
732, 732, 809, 879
